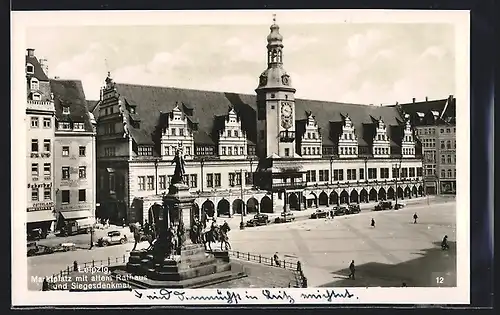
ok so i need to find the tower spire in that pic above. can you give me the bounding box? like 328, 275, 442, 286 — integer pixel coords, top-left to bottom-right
272, 13, 276, 24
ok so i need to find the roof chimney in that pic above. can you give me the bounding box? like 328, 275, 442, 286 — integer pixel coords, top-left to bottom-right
39, 58, 48, 77
26, 48, 35, 57
396, 101, 399, 105
412, 98, 416, 103
425, 96, 428, 101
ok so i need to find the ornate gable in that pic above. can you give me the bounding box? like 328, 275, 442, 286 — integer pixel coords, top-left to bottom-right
338, 114, 358, 158
218, 107, 247, 159
401, 120, 416, 158
160, 102, 195, 159
373, 117, 390, 157
300, 112, 322, 158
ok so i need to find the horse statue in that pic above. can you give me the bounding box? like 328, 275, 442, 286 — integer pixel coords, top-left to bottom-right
201, 222, 231, 251
190, 218, 203, 244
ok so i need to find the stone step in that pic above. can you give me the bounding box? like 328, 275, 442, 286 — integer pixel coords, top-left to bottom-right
161, 257, 219, 272
147, 261, 232, 281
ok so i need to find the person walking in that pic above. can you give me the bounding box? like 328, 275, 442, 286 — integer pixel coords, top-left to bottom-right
371, 218, 375, 228
413, 213, 418, 224
348, 260, 356, 280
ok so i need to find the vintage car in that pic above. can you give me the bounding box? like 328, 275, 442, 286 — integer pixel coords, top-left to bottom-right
275, 211, 295, 223
394, 203, 406, 210
334, 206, 348, 216
347, 204, 361, 214
27, 242, 54, 257
374, 201, 393, 211
310, 209, 328, 219
246, 214, 271, 227
27, 228, 47, 241
97, 231, 128, 247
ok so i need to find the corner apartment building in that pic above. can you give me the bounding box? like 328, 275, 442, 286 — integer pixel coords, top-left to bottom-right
92, 19, 425, 226
26, 48, 56, 235
391, 96, 456, 194
50, 79, 97, 230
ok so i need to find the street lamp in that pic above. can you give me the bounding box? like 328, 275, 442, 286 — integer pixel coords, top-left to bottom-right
392, 159, 402, 206
154, 158, 159, 195
329, 156, 334, 185
239, 169, 245, 230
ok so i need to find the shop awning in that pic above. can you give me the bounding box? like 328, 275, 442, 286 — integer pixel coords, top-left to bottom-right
27, 210, 56, 223
305, 194, 316, 200
76, 218, 94, 226
60, 210, 93, 220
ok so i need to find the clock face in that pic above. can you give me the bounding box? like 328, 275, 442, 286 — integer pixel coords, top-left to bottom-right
259, 75, 267, 86
281, 102, 292, 118
282, 75, 290, 86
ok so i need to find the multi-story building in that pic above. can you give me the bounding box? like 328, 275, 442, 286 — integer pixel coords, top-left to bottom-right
50, 79, 97, 230
93, 19, 425, 225
26, 48, 56, 235
391, 97, 456, 194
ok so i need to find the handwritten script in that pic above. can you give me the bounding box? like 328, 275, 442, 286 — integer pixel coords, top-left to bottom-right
133, 288, 358, 304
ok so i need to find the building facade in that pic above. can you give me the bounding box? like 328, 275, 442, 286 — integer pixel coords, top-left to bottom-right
392, 97, 456, 195
50, 80, 97, 230
94, 20, 425, 225
26, 48, 56, 235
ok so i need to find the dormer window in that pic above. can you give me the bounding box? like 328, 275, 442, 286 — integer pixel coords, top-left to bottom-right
26, 63, 34, 74
59, 122, 71, 130
62, 107, 70, 115
74, 122, 85, 130
138, 146, 153, 156
32, 93, 41, 101
30, 78, 39, 90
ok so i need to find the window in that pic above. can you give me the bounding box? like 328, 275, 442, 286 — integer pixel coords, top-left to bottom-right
359, 168, 364, 180
441, 155, 446, 164
43, 163, 51, 177
171, 128, 176, 136
234, 130, 239, 137
417, 167, 423, 177
441, 170, 446, 178
229, 173, 235, 186
401, 168, 408, 178
104, 147, 116, 157
190, 174, 197, 188
30, 78, 39, 90
44, 187, 51, 200
79, 189, 86, 202
446, 128, 450, 133
234, 146, 238, 155
31, 163, 38, 176
43, 118, 51, 128
62, 107, 70, 115
43, 139, 51, 152
59, 122, 71, 130
138, 176, 146, 190
239, 147, 244, 156
206, 174, 214, 188
307, 147, 311, 155
74, 123, 85, 130
368, 168, 377, 179
31, 117, 39, 128
61, 190, 70, 203
158, 176, 166, 190
62, 146, 69, 157
31, 139, 38, 152
228, 147, 232, 155
440, 129, 444, 133
318, 170, 325, 182
440, 141, 445, 149
454, 169, 456, 178
409, 167, 415, 177
333, 169, 344, 181
347, 169, 357, 180
221, 147, 226, 155
248, 146, 256, 156
236, 172, 242, 186
446, 141, 451, 149
179, 128, 184, 136
447, 169, 453, 178
147, 176, 154, 190
186, 147, 191, 156
214, 173, 221, 187
380, 168, 390, 179
62, 167, 70, 179
447, 155, 452, 164
79, 166, 86, 179
165, 146, 170, 156
31, 187, 38, 201
26, 64, 34, 74
79, 146, 86, 157
453, 141, 456, 149
138, 146, 153, 156
392, 167, 400, 178
32, 93, 41, 101
284, 148, 290, 157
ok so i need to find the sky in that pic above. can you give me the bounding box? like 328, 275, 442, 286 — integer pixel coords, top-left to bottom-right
26, 20, 455, 105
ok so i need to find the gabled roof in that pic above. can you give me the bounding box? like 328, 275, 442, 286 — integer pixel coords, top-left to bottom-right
50, 79, 94, 132
26, 55, 49, 81
112, 83, 406, 151
389, 96, 456, 126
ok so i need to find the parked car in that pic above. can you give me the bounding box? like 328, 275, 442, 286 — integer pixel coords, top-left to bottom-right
97, 231, 128, 247
27, 228, 47, 241
310, 209, 328, 219
374, 201, 393, 211
275, 211, 295, 223
347, 204, 361, 214
27, 242, 54, 257
334, 207, 348, 216
394, 203, 406, 210
246, 214, 270, 227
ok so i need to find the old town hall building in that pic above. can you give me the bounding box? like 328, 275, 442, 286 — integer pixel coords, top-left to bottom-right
93, 20, 425, 225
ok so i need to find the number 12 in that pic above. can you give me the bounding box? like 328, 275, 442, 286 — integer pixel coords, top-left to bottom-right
436, 276, 444, 284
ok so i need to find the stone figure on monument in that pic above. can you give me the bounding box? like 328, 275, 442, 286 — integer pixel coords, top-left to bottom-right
170, 145, 186, 185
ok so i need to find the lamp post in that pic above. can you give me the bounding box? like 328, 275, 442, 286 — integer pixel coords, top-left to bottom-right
329, 156, 334, 185
240, 169, 245, 230
392, 159, 402, 206
200, 158, 205, 193
154, 158, 159, 195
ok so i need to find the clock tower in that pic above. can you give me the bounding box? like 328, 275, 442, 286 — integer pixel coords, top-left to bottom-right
255, 16, 296, 158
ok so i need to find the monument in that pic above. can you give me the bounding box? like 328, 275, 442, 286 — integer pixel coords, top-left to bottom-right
121, 145, 246, 288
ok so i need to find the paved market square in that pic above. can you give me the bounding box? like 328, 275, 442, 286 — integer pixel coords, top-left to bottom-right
229, 201, 456, 287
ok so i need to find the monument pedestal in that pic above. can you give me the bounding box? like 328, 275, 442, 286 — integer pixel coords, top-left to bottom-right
120, 182, 244, 288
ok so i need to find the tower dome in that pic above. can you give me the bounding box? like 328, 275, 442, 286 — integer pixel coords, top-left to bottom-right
267, 23, 283, 43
